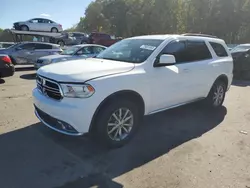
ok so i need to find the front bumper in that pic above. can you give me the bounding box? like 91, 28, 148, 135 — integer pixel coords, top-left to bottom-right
33, 88, 98, 135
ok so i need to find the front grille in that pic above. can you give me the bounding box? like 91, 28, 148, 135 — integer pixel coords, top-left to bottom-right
37, 59, 44, 64
36, 75, 63, 100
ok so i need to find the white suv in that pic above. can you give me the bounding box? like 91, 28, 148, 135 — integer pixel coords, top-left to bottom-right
33, 34, 233, 148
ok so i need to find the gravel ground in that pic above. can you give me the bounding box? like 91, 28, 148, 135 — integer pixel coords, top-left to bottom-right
0, 66, 250, 188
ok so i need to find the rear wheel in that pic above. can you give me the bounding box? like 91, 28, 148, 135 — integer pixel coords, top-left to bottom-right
93, 99, 141, 148
204, 80, 226, 108
51, 27, 58, 33
21, 25, 29, 31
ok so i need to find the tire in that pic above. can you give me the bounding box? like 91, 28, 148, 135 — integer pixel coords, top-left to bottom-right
93, 99, 141, 148
204, 80, 226, 108
81, 41, 87, 44
51, 27, 58, 33
57, 41, 65, 47
21, 25, 29, 31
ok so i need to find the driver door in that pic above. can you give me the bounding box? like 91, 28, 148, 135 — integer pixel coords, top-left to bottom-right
149, 40, 195, 112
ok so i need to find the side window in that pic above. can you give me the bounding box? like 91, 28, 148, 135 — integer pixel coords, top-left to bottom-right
77, 47, 93, 55
210, 42, 228, 57
35, 43, 52, 49
161, 41, 186, 63
185, 41, 212, 62
19, 43, 36, 50
30, 19, 38, 23
93, 46, 105, 54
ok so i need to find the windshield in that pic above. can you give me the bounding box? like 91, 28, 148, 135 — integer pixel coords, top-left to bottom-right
96, 39, 163, 63
61, 46, 82, 55
231, 45, 250, 53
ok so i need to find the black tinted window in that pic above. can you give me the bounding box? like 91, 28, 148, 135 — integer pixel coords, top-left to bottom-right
161, 41, 187, 63
210, 42, 228, 57
35, 43, 52, 49
185, 41, 212, 62
19, 43, 36, 50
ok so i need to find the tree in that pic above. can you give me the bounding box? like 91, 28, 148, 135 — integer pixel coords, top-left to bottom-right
76, 0, 250, 43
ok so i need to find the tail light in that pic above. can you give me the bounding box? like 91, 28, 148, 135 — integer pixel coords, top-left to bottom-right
1, 56, 11, 64
59, 24, 62, 28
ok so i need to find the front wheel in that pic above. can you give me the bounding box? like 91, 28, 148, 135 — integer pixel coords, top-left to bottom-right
21, 25, 29, 31
204, 80, 226, 108
93, 100, 141, 148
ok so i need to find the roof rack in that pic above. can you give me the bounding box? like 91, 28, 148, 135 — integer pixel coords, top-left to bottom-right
182, 33, 218, 39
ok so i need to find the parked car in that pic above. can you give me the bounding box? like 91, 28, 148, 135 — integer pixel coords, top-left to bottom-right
0, 55, 15, 78
0, 42, 62, 65
33, 34, 233, 148
0, 42, 15, 49
34, 44, 106, 69
89, 32, 121, 47
231, 44, 250, 79
50, 32, 89, 46
13, 18, 63, 33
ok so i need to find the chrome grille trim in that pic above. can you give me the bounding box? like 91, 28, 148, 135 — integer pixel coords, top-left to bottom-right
36, 75, 63, 101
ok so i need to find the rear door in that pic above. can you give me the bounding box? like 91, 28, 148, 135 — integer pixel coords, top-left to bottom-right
183, 40, 213, 98
30, 43, 54, 63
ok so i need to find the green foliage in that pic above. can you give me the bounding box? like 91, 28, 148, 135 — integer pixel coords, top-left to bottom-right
75, 0, 250, 43
0, 28, 3, 32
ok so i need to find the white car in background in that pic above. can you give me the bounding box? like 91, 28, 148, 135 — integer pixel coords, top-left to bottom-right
34, 44, 106, 69
14, 18, 63, 33
33, 34, 233, 148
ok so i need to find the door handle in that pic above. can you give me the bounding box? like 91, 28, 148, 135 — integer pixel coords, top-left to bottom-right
183, 68, 190, 73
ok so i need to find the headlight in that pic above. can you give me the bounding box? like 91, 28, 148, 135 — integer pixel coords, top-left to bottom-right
60, 84, 95, 98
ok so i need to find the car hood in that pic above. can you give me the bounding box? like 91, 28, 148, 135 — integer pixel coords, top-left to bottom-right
37, 58, 135, 82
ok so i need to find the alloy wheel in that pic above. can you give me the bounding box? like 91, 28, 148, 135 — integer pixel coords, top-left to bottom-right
213, 84, 224, 106
107, 108, 134, 141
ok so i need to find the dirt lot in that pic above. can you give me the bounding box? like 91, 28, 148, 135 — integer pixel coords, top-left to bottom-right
0, 67, 250, 188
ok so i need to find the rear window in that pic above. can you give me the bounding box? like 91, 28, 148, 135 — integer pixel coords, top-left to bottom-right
210, 42, 228, 57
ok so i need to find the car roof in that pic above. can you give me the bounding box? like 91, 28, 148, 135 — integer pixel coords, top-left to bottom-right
18, 41, 58, 46
130, 34, 225, 43
74, 44, 107, 48
237, 44, 250, 47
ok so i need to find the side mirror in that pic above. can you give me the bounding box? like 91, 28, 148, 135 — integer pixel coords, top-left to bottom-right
155, 54, 176, 67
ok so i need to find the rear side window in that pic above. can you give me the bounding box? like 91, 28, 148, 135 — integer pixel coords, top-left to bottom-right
185, 40, 212, 62
35, 43, 52, 49
210, 42, 228, 57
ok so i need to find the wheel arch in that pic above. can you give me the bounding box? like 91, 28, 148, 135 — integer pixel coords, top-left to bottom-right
215, 74, 229, 89
89, 90, 145, 133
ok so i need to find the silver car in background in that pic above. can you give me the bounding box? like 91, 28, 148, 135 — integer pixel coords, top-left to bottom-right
34, 44, 106, 69
14, 18, 63, 33
0, 42, 62, 65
